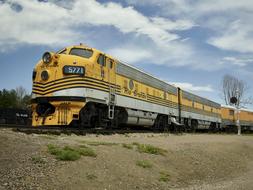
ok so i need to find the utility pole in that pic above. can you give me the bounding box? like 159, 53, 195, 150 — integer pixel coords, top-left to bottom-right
236, 89, 241, 135
230, 91, 241, 135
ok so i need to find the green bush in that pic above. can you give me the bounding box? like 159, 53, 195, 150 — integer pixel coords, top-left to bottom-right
159, 171, 170, 182
122, 143, 133, 149
47, 144, 61, 155
31, 156, 46, 164
132, 142, 140, 146
81, 141, 118, 146
135, 144, 167, 155
47, 144, 96, 161
77, 147, 97, 157
56, 147, 81, 161
136, 160, 153, 168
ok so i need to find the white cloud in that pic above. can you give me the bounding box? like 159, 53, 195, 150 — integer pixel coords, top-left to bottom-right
126, 0, 253, 53
2, 0, 252, 73
0, 0, 194, 51
0, 0, 76, 49
220, 56, 253, 67
106, 40, 194, 68
151, 17, 195, 31
108, 46, 152, 63
208, 20, 253, 53
171, 82, 214, 92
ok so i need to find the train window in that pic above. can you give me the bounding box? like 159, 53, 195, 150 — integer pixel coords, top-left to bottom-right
70, 48, 93, 58
202, 105, 204, 110
56, 48, 67, 54
97, 54, 106, 66
129, 80, 134, 90
211, 108, 213, 112
110, 60, 113, 69
229, 110, 234, 115
107, 58, 114, 69
192, 101, 194, 107
57, 48, 67, 54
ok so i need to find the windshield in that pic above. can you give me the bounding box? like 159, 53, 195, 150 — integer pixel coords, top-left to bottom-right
56, 48, 67, 54
69, 48, 93, 58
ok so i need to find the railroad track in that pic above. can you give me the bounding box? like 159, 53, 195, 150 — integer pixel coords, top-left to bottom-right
2, 124, 250, 135
1, 124, 163, 135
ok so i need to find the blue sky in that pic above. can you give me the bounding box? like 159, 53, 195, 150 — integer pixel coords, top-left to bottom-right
1, 0, 253, 107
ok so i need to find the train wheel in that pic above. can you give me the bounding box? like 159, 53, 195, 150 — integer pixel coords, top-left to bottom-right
190, 120, 198, 133
79, 103, 96, 128
153, 115, 168, 132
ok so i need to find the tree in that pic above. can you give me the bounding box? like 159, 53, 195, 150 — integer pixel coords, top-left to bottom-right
16, 86, 28, 108
22, 94, 31, 109
0, 89, 18, 108
222, 74, 247, 107
0, 87, 31, 109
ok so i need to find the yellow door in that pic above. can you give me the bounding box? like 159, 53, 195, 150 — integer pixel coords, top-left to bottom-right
106, 57, 116, 85
96, 54, 106, 81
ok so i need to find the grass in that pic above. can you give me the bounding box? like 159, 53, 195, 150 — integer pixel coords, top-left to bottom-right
56, 146, 81, 161
77, 147, 97, 157
159, 171, 170, 182
47, 144, 61, 155
79, 144, 88, 148
86, 173, 97, 180
132, 142, 140, 146
134, 143, 167, 156
80, 140, 118, 146
136, 160, 153, 168
47, 144, 96, 161
122, 143, 133, 149
31, 156, 46, 164
39, 135, 57, 140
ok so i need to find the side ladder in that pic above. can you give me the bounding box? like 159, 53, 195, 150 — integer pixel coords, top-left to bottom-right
108, 87, 116, 119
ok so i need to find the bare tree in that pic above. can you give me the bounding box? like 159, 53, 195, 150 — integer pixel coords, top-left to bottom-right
222, 74, 247, 107
15, 86, 27, 108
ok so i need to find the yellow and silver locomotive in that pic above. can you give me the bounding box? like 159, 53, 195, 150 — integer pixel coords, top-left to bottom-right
32, 44, 221, 130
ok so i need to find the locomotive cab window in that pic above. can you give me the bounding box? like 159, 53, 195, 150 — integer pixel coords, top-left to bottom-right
57, 48, 67, 54
97, 54, 106, 66
69, 48, 93, 58
109, 59, 114, 69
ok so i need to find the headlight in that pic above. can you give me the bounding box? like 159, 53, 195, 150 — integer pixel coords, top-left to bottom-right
42, 52, 52, 64
41, 70, 49, 81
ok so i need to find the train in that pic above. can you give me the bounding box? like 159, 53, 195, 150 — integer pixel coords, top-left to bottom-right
221, 105, 253, 132
0, 108, 31, 125
31, 44, 253, 132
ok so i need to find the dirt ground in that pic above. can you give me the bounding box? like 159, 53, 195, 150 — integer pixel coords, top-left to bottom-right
0, 128, 253, 190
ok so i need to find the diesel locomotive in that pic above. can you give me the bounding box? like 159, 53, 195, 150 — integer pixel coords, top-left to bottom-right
31, 44, 253, 131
